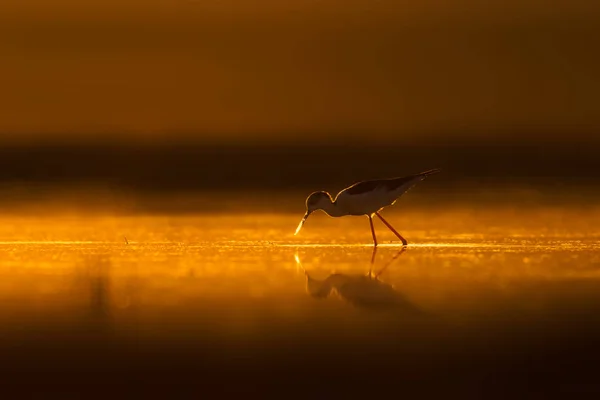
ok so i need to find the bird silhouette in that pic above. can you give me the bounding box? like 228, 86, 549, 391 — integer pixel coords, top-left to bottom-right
295, 169, 440, 246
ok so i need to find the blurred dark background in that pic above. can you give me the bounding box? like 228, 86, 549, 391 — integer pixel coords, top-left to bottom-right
0, 0, 599, 201
0, 136, 599, 193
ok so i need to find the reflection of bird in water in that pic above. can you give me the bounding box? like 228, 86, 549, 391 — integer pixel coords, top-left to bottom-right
295, 248, 421, 314
294, 169, 440, 246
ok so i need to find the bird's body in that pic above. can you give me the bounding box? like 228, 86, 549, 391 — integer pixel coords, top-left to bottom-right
294, 169, 440, 246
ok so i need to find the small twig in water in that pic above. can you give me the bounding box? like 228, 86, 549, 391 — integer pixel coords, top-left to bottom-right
124, 236, 129, 245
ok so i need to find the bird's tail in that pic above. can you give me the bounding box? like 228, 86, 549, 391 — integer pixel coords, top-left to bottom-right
419, 168, 441, 176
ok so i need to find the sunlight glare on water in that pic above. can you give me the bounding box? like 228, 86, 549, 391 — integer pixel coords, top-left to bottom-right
0, 206, 599, 324
1, 204, 600, 395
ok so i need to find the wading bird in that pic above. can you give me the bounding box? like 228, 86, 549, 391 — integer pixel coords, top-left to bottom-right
294, 169, 440, 246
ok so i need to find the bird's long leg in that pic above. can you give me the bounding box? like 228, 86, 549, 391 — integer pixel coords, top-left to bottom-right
368, 215, 378, 247
375, 212, 408, 246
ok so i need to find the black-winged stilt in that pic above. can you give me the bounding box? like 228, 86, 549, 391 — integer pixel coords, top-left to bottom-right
294, 169, 440, 246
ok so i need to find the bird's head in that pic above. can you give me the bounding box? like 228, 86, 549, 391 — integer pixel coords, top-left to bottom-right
294, 191, 332, 235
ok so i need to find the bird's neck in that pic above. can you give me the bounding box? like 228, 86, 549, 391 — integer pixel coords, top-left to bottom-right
320, 200, 345, 217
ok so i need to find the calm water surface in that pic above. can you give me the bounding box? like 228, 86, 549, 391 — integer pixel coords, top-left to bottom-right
1, 205, 600, 397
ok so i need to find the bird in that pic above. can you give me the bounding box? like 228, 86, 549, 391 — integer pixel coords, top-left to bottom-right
294, 168, 440, 246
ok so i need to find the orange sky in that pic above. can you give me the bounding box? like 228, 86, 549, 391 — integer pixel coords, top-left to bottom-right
1, 0, 599, 143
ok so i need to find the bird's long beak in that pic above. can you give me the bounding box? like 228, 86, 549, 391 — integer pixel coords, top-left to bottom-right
294, 211, 311, 235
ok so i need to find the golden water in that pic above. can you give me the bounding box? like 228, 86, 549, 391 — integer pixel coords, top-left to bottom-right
1, 204, 600, 395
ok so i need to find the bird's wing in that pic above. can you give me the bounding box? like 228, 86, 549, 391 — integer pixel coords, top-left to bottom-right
334, 169, 440, 201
